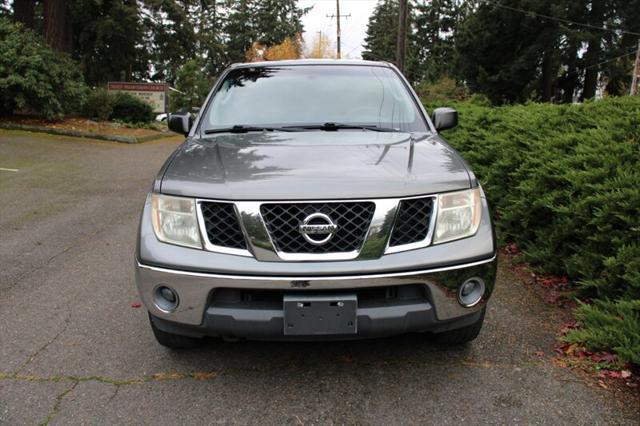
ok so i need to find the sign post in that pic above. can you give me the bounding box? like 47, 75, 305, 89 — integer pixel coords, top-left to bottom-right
107, 82, 168, 113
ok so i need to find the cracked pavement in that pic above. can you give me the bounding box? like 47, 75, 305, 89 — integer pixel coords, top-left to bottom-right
1, 130, 638, 425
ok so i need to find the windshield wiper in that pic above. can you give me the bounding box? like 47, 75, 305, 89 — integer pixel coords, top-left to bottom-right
204, 125, 295, 134
283, 122, 400, 132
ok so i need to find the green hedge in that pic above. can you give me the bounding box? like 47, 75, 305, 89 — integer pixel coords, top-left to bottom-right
428, 97, 640, 364
83, 89, 153, 123
83, 88, 114, 121
110, 92, 154, 123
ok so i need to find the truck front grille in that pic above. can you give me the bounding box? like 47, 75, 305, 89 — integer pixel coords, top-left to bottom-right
260, 202, 375, 254
389, 197, 434, 247
200, 202, 247, 249
210, 285, 428, 309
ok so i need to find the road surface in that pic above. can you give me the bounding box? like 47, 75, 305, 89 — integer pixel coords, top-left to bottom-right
0, 131, 637, 425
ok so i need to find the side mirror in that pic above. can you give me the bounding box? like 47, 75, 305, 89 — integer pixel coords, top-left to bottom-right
168, 112, 193, 136
432, 107, 458, 131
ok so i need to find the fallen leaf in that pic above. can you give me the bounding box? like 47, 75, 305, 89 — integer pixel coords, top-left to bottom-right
564, 343, 582, 356
192, 371, 219, 380
152, 372, 184, 381
545, 291, 560, 304
591, 352, 616, 364
131, 302, 141, 308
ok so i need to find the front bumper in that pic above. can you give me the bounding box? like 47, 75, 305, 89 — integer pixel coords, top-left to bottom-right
135, 256, 496, 339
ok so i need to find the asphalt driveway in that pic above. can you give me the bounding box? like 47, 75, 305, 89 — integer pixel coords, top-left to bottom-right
0, 130, 638, 425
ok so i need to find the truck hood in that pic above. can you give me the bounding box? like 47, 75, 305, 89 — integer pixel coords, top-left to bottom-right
160, 131, 471, 200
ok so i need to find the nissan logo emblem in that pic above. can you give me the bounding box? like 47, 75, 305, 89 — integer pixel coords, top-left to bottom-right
298, 213, 338, 246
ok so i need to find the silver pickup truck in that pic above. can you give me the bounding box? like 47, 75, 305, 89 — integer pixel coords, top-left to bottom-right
135, 60, 496, 348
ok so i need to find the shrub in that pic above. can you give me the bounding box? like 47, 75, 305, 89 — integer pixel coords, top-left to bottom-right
564, 299, 640, 365
416, 77, 470, 103
0, 18, 87, 120
425, 97, 640, 364
110, 92, 153, 123
83, 88, 114, 121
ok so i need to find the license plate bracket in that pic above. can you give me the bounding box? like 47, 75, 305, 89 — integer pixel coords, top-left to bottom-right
283, 294, 357, 336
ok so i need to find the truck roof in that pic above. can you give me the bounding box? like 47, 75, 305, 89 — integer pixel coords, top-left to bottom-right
230, 59, 392, 69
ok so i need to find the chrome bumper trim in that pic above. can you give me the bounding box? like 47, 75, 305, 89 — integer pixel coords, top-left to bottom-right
136, 254, 496, 281
135, 255, 497, 327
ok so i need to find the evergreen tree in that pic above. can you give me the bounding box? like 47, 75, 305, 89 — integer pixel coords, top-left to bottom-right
362, 0, 400, 64
455, 0, 640, 104
362, 0, 420, 82
225, 0, 306, 64
170, 58, 212, 110
454, 0, 565, 104
253, 0, 306, 47
196, 0, 227, 77
224, 0, 258, 63
7, 0, 307, 86
413, 0, 463, 83
142, 0, 199, 84
70, 0, 148, 86
599, 0, 640, 97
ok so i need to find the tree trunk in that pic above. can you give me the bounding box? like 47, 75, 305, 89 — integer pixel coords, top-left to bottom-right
13, 0, 36, 29
582, 40, 602, 100
540, 48, 554, 102
581, 1, 605, 100
44, 0, 71, 53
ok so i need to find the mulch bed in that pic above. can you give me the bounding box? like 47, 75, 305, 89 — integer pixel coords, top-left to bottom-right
0, 116, 171, 143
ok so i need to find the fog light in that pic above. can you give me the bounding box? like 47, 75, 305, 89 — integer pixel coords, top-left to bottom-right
458, 278, 485, 307
154, 285, 179, 312
160, 287, 176, 303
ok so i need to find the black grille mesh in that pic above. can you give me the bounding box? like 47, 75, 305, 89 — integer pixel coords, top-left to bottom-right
200, 202, 247, 249
389, 197, 434, 247
260, 202, 375, 253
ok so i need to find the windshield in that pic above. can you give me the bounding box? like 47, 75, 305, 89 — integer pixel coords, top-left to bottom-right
202, 65, 429, 133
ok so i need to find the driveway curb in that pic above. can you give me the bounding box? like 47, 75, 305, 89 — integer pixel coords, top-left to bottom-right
0, 122, 172, 144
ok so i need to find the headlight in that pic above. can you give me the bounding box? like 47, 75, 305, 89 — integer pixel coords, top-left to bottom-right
433, 188, 482, 244
151, 194, 202, 249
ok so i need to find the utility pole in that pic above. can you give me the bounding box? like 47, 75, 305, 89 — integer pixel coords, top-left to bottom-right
327, 0, 350, 59
316, 31, 323, 58
631, 39, 640, 96
396, 0, 408, 73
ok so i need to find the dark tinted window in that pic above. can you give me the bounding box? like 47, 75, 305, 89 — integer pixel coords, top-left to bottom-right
203, 65, 428, 132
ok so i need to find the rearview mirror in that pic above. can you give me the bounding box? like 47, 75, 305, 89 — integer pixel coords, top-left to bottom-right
168, 112, 193, 136
432, 107, 458, 131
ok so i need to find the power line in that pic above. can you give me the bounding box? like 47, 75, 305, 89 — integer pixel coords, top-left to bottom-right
481, 0, 640, 37
563, 46, 640, 77
583, 47, 640, 71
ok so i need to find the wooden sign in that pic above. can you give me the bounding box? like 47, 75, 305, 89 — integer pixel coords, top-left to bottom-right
107, 82, 167, 113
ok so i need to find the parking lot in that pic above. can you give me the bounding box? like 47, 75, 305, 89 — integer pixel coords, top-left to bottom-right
1, 131, 638, 425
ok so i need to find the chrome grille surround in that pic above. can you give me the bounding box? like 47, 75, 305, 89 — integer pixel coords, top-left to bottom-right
260, 202, 376, 254
196, 195, 438, 261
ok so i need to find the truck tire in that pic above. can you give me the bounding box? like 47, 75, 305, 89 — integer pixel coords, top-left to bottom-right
433, 309, 485, 344
148, 313, 203, 349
